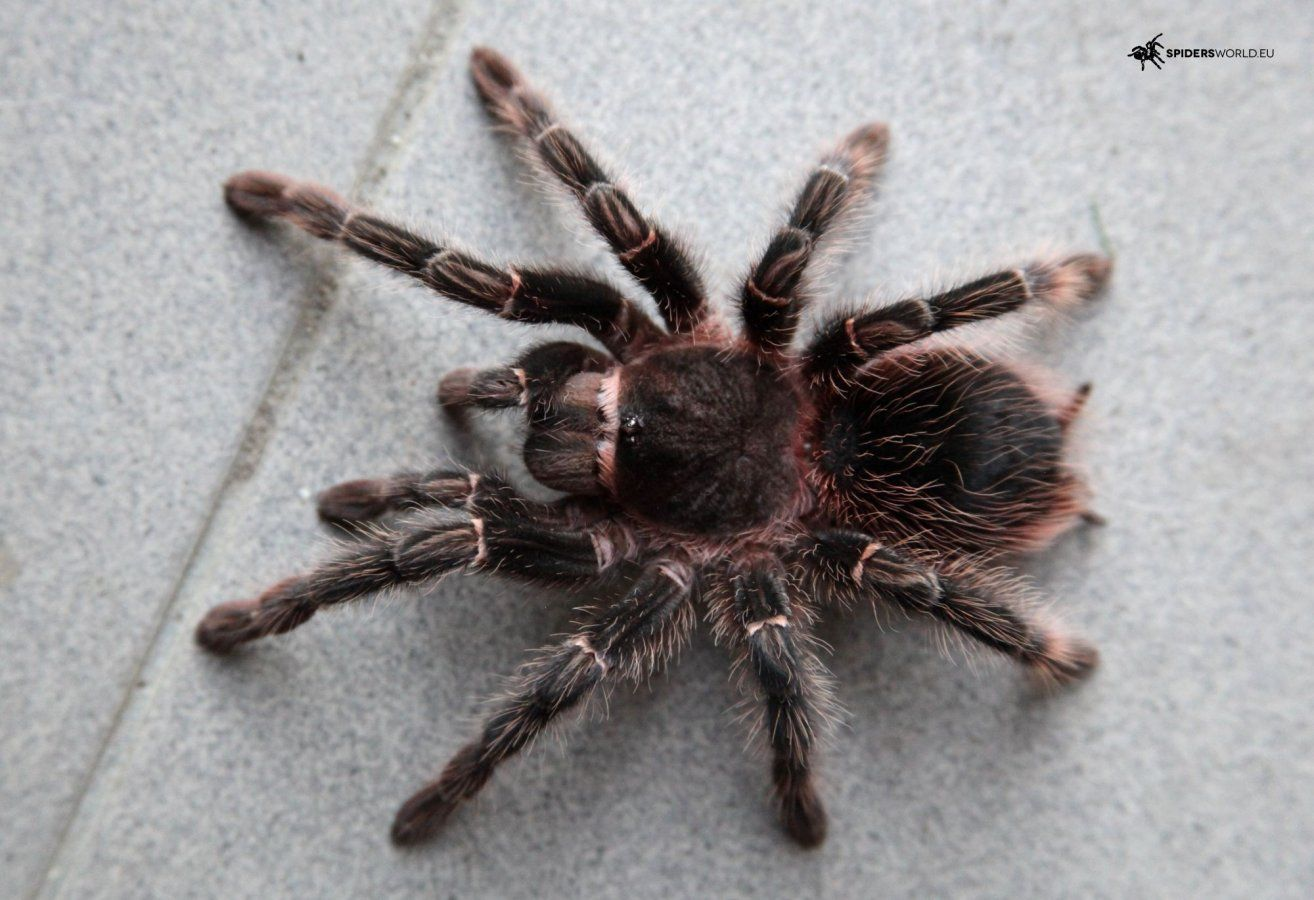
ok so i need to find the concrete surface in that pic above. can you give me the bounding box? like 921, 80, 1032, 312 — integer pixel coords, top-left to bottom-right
0, 0, 448, 893
3, 1, 1311, 897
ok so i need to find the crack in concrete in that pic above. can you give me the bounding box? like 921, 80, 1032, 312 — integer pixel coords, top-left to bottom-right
1089, 199, 1115, 261
227, 0, 468, 485
0, 535, 20, 590
30, 2, 467, 895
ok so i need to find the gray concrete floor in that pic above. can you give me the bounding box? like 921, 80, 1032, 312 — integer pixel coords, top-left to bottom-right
3, 1, 1311, 897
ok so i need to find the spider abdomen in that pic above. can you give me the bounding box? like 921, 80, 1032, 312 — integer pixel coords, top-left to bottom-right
812, 349, 1081, 554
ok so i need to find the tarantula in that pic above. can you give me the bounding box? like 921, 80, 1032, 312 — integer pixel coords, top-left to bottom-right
198, 47, 1110, 848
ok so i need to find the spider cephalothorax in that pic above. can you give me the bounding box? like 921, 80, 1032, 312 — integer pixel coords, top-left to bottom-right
198, 47, 1110, 848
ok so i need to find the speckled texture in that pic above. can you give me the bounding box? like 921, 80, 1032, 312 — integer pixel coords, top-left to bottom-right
7, 1, 1313, 897
0, 1, 437, 894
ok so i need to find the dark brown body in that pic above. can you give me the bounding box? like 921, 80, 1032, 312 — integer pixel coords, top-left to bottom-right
199, 47, 1109, 853
612, 344, 805, 535
810, 347, 1080, 556
597, 341, 1078, 561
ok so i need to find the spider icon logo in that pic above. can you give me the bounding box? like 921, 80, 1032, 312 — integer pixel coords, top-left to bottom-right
1128, 33, 1166, 70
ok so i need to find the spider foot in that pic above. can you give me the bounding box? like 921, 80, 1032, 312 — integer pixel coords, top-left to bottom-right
1052, 253, 1114, 306
195, 598, 273, 653
391, 780, 464, 846
317, 479, 396, 526
196, 578, 317, 653
1029, 636, 1100, 686
779, 776, 828, 849
436, 367, 478, 415
223, 170, 347, 238
223, 170, 296, 219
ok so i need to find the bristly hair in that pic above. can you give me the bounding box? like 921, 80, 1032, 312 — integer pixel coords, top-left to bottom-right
200, 45, 1110, 851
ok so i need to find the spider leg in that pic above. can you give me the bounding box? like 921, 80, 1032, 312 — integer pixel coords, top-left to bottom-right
802, 254, 1112, 392
319, 343, 612, 515
391, 561, 694, 844
801, 530, 1099, 685
435, 366, 519, 417
436, 339, 610, 422
223, 171, 661, 358
1058, 381, 1093, 433
196, 475, 614, 653
469, 48, 708, 334
742, 123, 889, 355
316, 467, 482, 527
316, 459, 578, 524
710, 558, 831, 847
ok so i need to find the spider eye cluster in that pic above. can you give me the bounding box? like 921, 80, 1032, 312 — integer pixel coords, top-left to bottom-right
610, 346, 801, 533
620, 413, 644, 445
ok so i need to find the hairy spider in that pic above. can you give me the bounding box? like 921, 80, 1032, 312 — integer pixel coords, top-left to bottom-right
198, 47, 1110, 848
